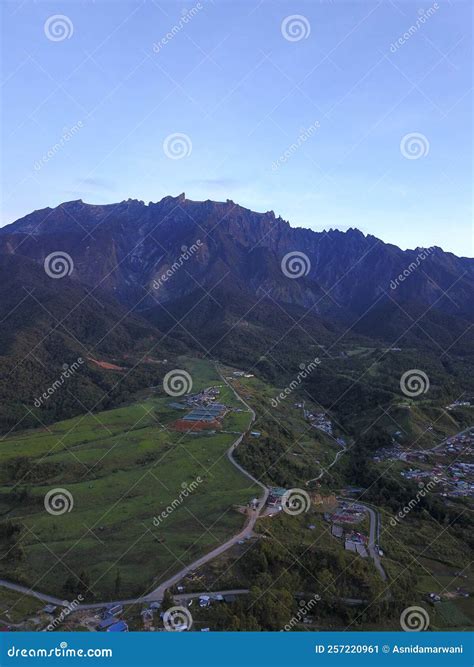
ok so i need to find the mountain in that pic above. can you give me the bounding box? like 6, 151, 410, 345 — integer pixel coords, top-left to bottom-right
0, 254, 183, 433
1, 195, 472, 318
0, 194, 472, 435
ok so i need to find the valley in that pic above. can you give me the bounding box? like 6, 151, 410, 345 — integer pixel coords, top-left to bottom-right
0, 195, 472, 633
0, 356, 472, 632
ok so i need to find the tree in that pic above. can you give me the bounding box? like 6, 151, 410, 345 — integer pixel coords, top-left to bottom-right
161, 588, 174, 612
114, 569, 121, 596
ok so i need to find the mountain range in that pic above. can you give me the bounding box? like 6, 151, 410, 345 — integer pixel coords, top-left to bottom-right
0, 194, 472, 432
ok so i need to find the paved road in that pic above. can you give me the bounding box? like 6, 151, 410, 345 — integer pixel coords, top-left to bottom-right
337, 497, 387, 581
0, 579, 67, 607
306, 439, 347, 486
0, 367, 269, 611
430, 426, 473, 452
144, 368, 269, 601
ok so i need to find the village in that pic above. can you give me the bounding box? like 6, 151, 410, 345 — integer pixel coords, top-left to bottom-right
373, 427, 474, 502
324, 500, 376, 559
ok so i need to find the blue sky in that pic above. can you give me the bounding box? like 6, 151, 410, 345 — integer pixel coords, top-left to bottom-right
1, 0, 472, 256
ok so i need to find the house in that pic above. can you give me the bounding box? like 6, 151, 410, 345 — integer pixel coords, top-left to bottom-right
97, 616, 118, 630
250, 431, 261, 438
104, 604, 123, 617
141, 609, 154, 622
107, 620, 128, 632
43, 605, 57, 615
223, 594, 237, 603
331, 525, 343, 539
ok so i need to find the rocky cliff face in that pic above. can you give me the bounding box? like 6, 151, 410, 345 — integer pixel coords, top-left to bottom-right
1, 194, 473, 322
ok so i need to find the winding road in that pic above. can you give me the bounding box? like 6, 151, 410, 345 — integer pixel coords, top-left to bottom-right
0, 371, 386, 614
306, 438, 348, 486
0, 367, 269, 610
337, 497, 386, 581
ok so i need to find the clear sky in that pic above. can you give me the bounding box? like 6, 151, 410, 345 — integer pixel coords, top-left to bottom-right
1, 0, 472, 256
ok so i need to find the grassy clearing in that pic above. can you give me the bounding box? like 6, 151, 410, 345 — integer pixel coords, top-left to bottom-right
0, 359, 259, 602
0, 588, 43, 626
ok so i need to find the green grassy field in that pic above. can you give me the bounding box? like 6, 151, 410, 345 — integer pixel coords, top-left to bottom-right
0, 359, 259, 602
0, 588, 44, 626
